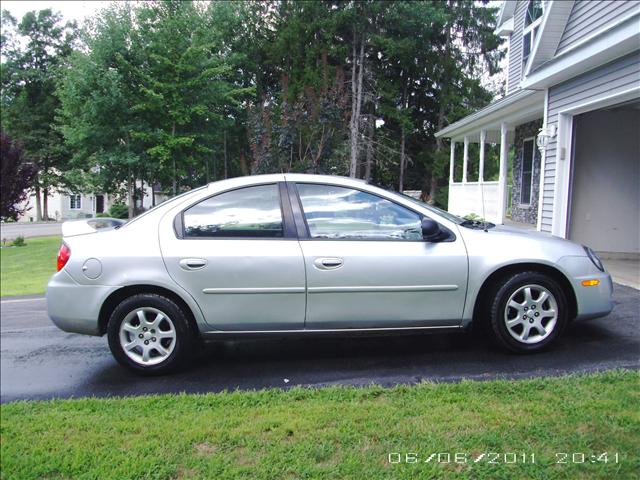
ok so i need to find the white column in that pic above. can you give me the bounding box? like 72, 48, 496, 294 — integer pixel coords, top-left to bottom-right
462, 136, 469, 184
479, 129, 486, 183
497, 123, 509, 224
449, 141, 456, 183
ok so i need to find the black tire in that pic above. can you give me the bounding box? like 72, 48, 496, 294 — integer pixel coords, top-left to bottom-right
107, 294, 194, 375
488, 271, 568, 353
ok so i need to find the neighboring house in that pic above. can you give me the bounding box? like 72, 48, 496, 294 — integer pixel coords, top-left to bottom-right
436, 0, 639, 256
16, 184, 165, 223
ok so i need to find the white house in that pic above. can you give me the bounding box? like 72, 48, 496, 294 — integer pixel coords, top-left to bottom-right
16, 184, 164, 222
436, 0, 639, 257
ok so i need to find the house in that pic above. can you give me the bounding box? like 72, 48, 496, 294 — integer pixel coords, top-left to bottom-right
436, 0, 640, 257
16, 184, 164, 223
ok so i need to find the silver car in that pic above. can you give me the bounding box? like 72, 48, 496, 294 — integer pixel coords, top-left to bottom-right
47, 174, 614, 374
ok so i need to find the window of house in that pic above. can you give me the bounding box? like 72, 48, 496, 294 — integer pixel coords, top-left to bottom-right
69, 194, 82, 210
296, 183, 422, 240
520, 139, 535, 205
522, 0, 543, 71
183, 184, 283, 238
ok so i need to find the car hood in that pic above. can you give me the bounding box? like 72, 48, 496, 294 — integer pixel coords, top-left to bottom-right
456, 223, 586, 263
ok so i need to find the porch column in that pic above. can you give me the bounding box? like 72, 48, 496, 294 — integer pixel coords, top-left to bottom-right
449, 141, 456, 183
497, 122, 509, 224
462, 136, 469, 183
479, 129, 486, 183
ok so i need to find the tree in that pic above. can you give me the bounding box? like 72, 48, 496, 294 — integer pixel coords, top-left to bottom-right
58, 3, 146, 218
0, 133, 37, 221
1, 9, 78, 220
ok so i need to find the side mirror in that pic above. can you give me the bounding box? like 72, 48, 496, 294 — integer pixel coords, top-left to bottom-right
421, 217, 440, 241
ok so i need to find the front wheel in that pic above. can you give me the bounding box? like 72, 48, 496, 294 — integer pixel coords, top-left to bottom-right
107, 294, 194, 375
488, 272, 568, 353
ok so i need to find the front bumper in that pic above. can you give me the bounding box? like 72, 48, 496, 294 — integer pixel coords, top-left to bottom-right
558, 256, 614, 320
46, 270, 120, 336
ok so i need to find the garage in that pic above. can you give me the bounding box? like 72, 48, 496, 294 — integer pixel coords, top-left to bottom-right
568, 101, 640, 258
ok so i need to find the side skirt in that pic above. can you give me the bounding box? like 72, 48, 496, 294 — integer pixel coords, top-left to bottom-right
199, 324, 464, 341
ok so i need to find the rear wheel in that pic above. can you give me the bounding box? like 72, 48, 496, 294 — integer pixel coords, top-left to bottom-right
107, 294, 193, 375
488, 271, 568, 353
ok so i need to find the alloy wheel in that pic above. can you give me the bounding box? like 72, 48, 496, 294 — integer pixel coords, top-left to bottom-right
504, 284, 558, 344
118, 307, 177, 366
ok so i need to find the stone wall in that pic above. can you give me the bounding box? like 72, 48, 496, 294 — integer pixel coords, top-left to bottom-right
511, 119, 543, 225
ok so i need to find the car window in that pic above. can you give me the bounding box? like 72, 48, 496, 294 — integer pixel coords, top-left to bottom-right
183, 184, 283, 238
296, 183, 422, 240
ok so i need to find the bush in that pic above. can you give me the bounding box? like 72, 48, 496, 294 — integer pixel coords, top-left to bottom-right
108, 203, 129, 219
12, 235, 26, 247
95, 212, 110, 218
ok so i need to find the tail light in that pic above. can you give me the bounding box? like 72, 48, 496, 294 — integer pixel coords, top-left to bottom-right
57, 243, 71, 271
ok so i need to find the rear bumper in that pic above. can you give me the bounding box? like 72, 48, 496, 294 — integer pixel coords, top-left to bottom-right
46, 270, 119, 336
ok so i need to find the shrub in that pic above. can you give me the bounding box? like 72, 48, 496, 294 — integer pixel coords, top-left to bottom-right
96, 212, 110, 218
12, 235, 26, 247
108, 203, 129, 219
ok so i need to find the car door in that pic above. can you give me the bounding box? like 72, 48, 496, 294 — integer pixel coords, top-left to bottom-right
160, 182, 306, 331
291, 181, 468, 329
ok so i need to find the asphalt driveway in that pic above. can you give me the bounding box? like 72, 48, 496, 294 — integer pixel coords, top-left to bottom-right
1, 284, 638, 403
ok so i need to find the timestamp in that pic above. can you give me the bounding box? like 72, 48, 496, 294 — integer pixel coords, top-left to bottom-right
387, 451, 621, 466
555, 452, 619, 464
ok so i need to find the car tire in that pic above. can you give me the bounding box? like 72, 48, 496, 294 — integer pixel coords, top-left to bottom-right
107, 294, 194, 375
488, 271, 568, 353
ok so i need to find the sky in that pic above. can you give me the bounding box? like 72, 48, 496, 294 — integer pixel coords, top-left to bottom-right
1, 1, 110, 25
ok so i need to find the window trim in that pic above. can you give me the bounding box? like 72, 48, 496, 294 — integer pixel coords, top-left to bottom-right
175, 182, 296, 240
291, 181, 455, 243
522, 0, 543, 72
69, 194, 82, 210
519, 137, 536, 206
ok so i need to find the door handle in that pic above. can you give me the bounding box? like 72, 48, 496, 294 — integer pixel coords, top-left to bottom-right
179, 258, 207, 270
314, 257, 344, 270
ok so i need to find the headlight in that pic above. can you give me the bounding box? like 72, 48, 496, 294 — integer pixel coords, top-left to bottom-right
584, 246, 604, 272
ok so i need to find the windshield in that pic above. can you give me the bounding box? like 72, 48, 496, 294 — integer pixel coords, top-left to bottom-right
392, 191, 464, 225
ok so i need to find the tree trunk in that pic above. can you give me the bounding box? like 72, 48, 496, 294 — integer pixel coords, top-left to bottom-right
353, 35, 365, 177
238, 151, 249, 176
34, 182, 42, 222
223, 130, 228, 179
428, 102, 447, 204
364, 116, 374, 182
127, 172, 134, 219
349, 26, 359, 177
399, 127, 406, 192
171, 122, 177, 196
42, 186, 49, 221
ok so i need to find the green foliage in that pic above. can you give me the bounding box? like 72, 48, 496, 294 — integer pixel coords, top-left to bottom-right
11, 236, 26, 247
4, 1, 504, 215
1, 9, 78, 219
108, 203, 129, 219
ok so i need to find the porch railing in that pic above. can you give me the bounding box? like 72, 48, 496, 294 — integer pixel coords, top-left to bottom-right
448, 181, 501, 223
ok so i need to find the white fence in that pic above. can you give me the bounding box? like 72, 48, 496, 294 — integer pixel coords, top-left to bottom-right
448, 181, 501, 223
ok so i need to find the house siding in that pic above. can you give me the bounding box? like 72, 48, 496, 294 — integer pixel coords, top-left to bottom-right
511, 119, 543, 225
506, 0, 529, 94
541, 51, 640, 232
556, 0, 640, 56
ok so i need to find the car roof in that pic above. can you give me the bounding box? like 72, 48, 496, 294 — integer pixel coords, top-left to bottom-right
205, 173, 368, 191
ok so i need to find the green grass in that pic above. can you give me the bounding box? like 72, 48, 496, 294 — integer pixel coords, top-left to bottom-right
0, 236, 61, 297
1, 370, 638, 479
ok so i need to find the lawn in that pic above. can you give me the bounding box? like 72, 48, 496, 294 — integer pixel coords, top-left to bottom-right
0, 236, 61, 297
1, 370, 638, 480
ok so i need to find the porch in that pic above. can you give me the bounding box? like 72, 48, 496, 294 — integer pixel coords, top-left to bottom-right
436, 90, 545, 226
